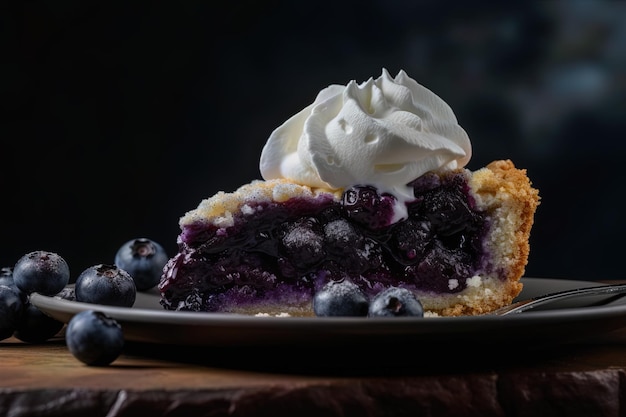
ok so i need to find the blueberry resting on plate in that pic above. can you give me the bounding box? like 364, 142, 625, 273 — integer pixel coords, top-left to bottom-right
13, 251, 70, 296
65, 310, 124, 366
114, 238, 168, 291
368, 287, 424, 317
313, 279, 369, 317
55, 286, 76, 301
75, 264, 136, 307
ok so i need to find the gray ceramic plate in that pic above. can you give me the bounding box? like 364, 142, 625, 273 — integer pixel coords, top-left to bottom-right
31, 278, 626, 350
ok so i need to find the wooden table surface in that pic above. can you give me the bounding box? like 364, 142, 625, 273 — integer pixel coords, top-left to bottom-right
3, 324, 626, 417
4, 279, 626, 417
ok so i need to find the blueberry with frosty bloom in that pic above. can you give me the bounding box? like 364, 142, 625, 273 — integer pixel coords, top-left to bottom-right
368, 287, 424, 317
313, 278, 369, 317
0, 285, 25, 341
75, 264, 136, 307
13, 251, 70, 296
114, 238, 169, 291
66, 310, 124, 366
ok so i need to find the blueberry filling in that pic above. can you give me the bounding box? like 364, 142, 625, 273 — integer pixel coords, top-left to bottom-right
160, 172, 491, 312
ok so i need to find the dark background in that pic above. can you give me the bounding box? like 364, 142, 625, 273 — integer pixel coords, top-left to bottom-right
2, 1, 625, 282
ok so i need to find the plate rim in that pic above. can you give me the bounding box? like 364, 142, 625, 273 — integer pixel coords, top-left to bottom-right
30, 277, 626, 325
30, 277, 626, 348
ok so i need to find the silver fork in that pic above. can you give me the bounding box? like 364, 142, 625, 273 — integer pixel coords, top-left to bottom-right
490, 283, 626, 315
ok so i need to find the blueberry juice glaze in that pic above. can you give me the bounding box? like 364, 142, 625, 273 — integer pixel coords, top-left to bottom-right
159, 170, 493, 313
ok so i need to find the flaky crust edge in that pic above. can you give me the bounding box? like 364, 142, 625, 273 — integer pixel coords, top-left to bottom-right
424, 159, 540, 316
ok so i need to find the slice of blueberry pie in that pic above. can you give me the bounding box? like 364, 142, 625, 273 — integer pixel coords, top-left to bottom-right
159, 69, 540, 317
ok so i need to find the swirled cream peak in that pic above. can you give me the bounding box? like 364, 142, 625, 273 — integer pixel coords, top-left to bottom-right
259, 68, 471, 202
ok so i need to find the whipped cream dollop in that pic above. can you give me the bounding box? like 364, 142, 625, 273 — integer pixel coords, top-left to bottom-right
259, 69, 472, 219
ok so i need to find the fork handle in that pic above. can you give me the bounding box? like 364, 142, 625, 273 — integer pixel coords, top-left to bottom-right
492, 283, 626, 315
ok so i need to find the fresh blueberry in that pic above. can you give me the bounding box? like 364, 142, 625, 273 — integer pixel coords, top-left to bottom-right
13, 301, 64, 343
65, 310, 124, 366
13, 251, 70, 296
55, 286, 76, 301
114, 238, 169, 291
0, 267, 27, 302
0, 285, 25, 341
313, 279, 369, 317
368, 287, 424, 317
0, 267, 14, 287
75, 264, 136, 307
